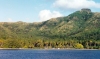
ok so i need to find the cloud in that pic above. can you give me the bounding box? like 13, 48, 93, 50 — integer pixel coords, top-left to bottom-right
39, 10, 63, 21
53, 0, 100, 10
8, 18, 13, 22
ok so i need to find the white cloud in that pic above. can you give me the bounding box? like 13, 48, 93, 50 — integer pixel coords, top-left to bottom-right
39, 10, 63, 21
53, 0, 100, 10
8, 18, 13, 22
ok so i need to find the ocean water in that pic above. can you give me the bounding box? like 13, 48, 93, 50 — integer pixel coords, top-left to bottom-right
0, 49, 100, 59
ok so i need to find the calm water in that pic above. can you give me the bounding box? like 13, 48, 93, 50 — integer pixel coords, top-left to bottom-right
0, 49, 100, 59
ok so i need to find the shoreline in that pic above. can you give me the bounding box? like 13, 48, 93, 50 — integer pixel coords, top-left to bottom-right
0, 48, 99, 50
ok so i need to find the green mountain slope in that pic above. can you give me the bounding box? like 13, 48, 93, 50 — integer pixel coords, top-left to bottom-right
0, 8, 100, 40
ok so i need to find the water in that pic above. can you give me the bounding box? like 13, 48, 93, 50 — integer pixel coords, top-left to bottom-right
0, 49, 100, 59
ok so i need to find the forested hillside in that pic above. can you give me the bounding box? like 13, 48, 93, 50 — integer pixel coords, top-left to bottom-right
0, 8, 100, 49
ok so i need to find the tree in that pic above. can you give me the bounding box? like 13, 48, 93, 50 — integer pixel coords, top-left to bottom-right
0, 40, 3, 48
3, 39, 21, 48
74, 43, 84, 49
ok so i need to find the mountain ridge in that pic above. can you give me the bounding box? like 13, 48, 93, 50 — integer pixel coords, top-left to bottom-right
0, 8, 100, 40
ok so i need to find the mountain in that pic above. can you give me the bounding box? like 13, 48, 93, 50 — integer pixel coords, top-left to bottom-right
0, 8, 100, 40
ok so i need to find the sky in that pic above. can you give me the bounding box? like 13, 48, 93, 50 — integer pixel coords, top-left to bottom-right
0, 0, 100, 22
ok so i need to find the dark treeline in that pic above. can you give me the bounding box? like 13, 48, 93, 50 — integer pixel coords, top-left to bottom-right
0, 39, 100, 49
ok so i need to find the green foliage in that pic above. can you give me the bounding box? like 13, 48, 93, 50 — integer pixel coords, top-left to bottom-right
74, 43, 84, 49
0, 9, 100, 49
3, 39, 21, 48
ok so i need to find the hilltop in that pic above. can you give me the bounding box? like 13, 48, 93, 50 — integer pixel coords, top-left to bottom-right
0, 8, 99, 40
0, 8, 100, 49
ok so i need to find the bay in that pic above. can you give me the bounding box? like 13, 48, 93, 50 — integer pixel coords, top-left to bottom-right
0, 49, 100, 59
